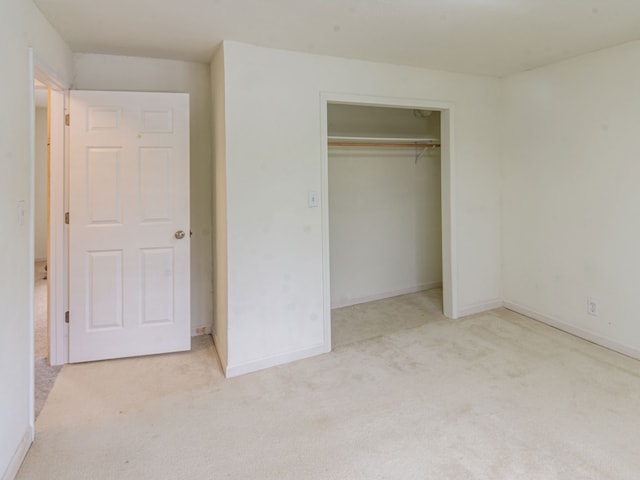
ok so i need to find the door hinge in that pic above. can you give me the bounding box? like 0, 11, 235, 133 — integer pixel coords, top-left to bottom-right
65, 212, 69, 224
65, 114, 70, 126
65, 311, 69, 323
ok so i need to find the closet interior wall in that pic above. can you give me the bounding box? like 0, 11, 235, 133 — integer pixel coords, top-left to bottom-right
327, 104, 443, 309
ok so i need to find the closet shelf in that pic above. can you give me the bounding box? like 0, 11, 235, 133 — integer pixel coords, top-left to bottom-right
328, 136, 441, 163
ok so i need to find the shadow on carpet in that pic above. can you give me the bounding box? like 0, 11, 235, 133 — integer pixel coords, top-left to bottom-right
35, 358, 62, 419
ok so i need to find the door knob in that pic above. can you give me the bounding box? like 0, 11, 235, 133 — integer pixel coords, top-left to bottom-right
175, 230, 186, 239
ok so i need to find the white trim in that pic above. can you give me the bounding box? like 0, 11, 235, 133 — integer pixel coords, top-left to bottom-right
225, 344, 327, 378
319, 98, 332, 355
2, 427, 33, 480
320, 92, 458, 355
322, 93, 454, 111
458, 298, 504, 317
213, 334, 228, 373
31, 53, 70, 368
27, 48, 36, 442
48, 89, 68, 366
331, 282, 443, 309
504, 301, 640, 361
33, 56, 67, 91
439, 109, 458, 319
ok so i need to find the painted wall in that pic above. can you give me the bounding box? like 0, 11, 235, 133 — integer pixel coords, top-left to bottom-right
215, 41, 501, 375
34, 107, 48, 262
210, 47, 229, 369
327, 103, 441, 139
0, 0, 72, 477
328, 105, 442, 308
72, 53, 214, 336
329, 146, 442, 308
502, 40, 640, 358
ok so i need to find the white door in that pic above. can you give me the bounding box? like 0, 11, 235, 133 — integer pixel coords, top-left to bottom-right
69, 91, 190, 363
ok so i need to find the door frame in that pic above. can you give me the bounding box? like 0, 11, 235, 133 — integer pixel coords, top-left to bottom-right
319, 93, 458, 353
30, 50, 70, 370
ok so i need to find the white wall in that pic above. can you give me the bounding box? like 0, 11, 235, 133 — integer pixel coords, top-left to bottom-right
328, 146, 442, 308
34, 107, 47, 262
72, 53, 214, 336
215, 41, 501, 375
327, 103, 440, 138
502, 40, 640, 358
210, 46, 228, 368
0, 0, 72, 478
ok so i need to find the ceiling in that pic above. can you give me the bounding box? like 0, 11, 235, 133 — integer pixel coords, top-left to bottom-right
34, 0, 640, 77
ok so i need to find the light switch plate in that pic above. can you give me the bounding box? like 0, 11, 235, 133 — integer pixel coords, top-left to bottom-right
308, 191, 319, 208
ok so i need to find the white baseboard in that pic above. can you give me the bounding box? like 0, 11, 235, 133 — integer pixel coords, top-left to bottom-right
2, 427, 32, 480
504, 301, 640, 361
458, 298, 504, 317
331, 282, 442, 309
191, 325, 211, 337
225, 344, 327, 378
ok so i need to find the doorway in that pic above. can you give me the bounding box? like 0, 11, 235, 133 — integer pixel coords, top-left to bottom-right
29, 50, 67, 426
33, 82, 60, 418
320, 94, 457, 352
31, 54, 68, 422
33, 83, 48, 363
31, 55, 68, 369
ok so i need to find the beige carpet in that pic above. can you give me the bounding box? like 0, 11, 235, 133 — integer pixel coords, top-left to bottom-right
332, 287, 443, 348
17, 291, 640, 479
33, 261, 48, 360
33, 261, 63, 419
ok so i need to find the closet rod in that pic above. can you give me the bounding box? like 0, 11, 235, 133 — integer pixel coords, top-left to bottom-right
328, 142, 440, 148
328, 135, 438, 142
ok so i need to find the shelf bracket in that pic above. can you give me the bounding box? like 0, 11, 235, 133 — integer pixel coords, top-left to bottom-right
414, 143, 439, 164
415, 144, 427, 164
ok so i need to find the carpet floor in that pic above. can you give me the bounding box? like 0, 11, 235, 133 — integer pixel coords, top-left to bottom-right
33, 261, 48, 360
17, 290, 640, 479
33, 261, 62, 419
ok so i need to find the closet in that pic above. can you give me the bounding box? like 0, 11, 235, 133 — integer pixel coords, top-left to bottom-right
327, 103, 443, 345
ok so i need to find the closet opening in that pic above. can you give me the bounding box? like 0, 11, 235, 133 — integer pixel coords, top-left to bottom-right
320, 95, 457, 352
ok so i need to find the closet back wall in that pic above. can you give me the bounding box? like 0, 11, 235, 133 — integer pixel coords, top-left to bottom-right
329, 147, 442, 307
328, 105, 442, 308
